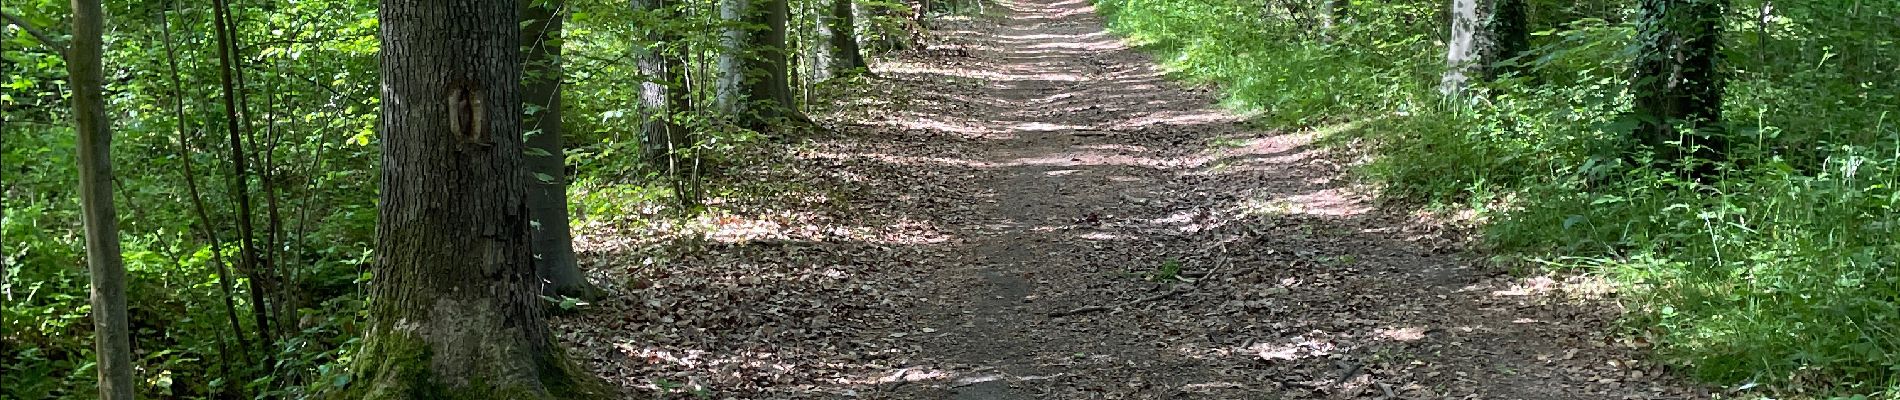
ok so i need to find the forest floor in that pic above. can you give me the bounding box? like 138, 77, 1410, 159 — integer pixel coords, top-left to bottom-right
556, 0, 1714, 398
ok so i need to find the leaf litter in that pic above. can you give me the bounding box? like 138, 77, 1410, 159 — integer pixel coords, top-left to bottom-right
553, 0, 1713, 398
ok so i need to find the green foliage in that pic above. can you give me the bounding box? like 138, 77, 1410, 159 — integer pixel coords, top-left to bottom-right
1095, 0, 1900, 395
1147, 258, 1183, 282
6, 0, 915, 396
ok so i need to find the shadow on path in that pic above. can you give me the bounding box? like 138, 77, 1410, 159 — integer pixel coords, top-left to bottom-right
559, 0, 1709, 398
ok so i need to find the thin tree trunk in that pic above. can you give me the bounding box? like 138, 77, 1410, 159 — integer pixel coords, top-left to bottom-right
68, 0, 134, 397
161, 7, 255, 386
522, 0, 600, 301
347, 0, 605, 396
635, 0, 695, 176
1631, 0, 1727, 166
211, 0, 277, 349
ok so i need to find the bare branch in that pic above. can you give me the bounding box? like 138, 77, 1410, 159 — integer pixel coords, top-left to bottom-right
1, 10, 68, 57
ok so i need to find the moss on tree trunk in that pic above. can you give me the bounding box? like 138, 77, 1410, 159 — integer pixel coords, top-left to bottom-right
334, 0, 612, 397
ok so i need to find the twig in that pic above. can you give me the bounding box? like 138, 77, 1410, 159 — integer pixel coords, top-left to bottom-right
1335, 360, 1364, 385
1048, 285, 1190, 317
1, 10, 67, 56
1049, 242, 1235, 317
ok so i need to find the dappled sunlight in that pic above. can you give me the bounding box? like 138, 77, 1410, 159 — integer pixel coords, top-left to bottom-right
1248, 336, 1341, 361
1376, 326, 1432, 342
1009, 121, 1089, 132
999, 152, 1184, 169
1111, 109, 1237, 129
995, 30, 1108, 42
1487, 275, 1617, 300
553, 0, 1697, 396
806, 150, 991, 169
1276, 189, 1372, 217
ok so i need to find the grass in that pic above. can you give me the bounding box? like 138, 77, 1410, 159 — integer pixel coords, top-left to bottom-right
1091, 0, 1900, 396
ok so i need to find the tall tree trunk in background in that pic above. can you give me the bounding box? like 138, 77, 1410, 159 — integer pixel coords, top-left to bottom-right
522, 0, 600, 300
1441, 0, 1488, 96
635, 0, 694, 167
211, 0, 277, 349
717, 0, 798, 130
349, 0, 603, 396
162, 9, 255, 387
855, 1, 906, 53
816, 0, 870, 81
759, 0, 795, 112
1631, 0, 1727, 166
1482, 0, 1529, 81
1320, 0, 1348, 30
716, 0, 753, 123
69, 1, 134, 398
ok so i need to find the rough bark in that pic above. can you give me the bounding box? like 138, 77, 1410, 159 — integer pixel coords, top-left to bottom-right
816, 0, 870, 81
635, 0, 693, 168
1440, 0, 1487, 96
1631, 0, 1727, 164
69, 0, 135, 398
522, 0, 600, 300
346, 0, 605, 397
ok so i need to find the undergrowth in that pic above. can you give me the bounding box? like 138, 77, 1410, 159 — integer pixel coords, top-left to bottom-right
1093, 0, 1899, 396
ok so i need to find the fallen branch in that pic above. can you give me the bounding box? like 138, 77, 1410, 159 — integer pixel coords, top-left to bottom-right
1048, 285, 1191, 317
1376, 382, 1397, 399
1049, 242, 1234, 318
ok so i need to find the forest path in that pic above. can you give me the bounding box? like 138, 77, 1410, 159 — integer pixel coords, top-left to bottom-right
560, 0, 1705, 397
846, 0, 1702, 398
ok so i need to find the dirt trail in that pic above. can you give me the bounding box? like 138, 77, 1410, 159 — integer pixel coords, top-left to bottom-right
857, 0, 1705, 398
562, 0, 1711, 398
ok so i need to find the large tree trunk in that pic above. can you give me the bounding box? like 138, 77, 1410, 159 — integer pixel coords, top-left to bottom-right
636, 0, 693, 167
348, 0, 603, 397
716, 0, 799, 130
522, 0, 600, 300
758, 0, 795, 112
716, 0, 757, 123
1440, 0, 1487, 96
816, 0, 870, 81
69, 0, 135, 398
1631, 0, 1727, 165
1482, 0, 1529, 81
